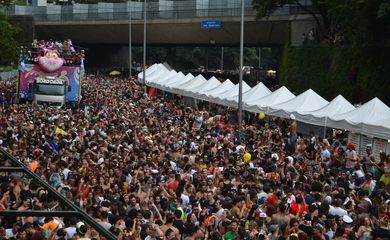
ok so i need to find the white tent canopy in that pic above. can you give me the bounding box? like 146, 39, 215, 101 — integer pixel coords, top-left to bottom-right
210, 81, 251, 105
362, 117, 390, 140
268, 89, 329, 119
199, 79, 235, 102
245, 86, 296, 113
138, 63, 168, 82
143, 65, 171, 84
187, 76, 221, 98
176, 74, 207, 96
327, 97, 390, 133
137, 64, 390, 141
147, 69, 177, 86
295, 95, 356, 127
165, 73, 195, 91
225, 82, 271, 107
137, 63, 159, 80
154, 72, 185, 90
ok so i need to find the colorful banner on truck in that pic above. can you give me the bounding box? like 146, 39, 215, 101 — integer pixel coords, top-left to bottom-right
18, 63, 82, 102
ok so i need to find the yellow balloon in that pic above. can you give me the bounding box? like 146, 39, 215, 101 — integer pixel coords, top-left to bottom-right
244, 152, 251, 161
258, 113, 266, 120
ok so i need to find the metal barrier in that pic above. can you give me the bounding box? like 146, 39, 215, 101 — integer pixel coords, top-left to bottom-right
0, 71, 18, 80
6, 4, 313, 22
0, 148, 118, 240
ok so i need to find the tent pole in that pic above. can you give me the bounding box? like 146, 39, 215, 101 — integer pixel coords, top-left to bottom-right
359, 125, 363, 155
323, 117, 327, 138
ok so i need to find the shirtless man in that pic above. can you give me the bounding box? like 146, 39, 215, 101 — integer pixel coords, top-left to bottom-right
160, 213, 180, 239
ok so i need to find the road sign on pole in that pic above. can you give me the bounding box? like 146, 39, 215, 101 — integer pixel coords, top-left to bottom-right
201, 20, 221, 29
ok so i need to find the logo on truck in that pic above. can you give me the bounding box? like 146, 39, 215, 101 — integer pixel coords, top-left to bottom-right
36, 78, 64, 85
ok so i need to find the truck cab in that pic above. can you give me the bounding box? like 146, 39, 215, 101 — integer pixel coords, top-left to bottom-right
31, 76, 71, 107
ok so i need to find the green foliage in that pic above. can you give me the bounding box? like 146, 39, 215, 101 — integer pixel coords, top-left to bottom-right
252, 0, 291, 18
252, 0, 390, 46
0, 0, 15, 8
0, 12, 19, 66
378, 0, 390, 18
279, 46, 390, 105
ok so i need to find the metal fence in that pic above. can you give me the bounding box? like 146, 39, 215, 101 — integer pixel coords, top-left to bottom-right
6, 4, 312, 22
0, 71, 18, 80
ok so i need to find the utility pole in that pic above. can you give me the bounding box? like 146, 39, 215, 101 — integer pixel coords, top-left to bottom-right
238, 0, 244, 141
129, 3, 132, 77
221, 46, 224, 71
142, 0, 147, 84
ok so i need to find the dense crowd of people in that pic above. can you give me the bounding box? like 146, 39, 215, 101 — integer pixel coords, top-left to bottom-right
20, 39, 85, 66
0, 75, 389, 240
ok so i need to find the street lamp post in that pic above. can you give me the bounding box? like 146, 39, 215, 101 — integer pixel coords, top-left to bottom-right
238, 0, 244, 141
129, 4, 132, 77
221, 46, 224, 71
142, 0, 147, 84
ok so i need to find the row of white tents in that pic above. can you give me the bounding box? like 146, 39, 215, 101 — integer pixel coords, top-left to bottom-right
138, 63, 390, 141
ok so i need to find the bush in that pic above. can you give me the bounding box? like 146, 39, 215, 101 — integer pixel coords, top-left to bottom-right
279, 46, 390, 105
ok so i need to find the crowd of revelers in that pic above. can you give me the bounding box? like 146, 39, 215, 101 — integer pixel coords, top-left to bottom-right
0, 75, 389, 240
31, 39, 76, 54
20, 39, 85, 66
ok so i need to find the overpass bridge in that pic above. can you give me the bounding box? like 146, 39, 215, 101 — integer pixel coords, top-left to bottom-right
6, 0, 317, 46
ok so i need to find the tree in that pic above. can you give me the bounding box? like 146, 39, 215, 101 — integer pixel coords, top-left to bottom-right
326, 0, 390, 45
252, 0, 390, 46
1, 0, 20, 67
252, 0, 328, 35
0, 12, 19, 66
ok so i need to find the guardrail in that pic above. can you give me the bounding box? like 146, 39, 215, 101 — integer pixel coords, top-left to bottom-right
0, 70, 18, 80
6, 5, 312, 22
0, 148, 118, 240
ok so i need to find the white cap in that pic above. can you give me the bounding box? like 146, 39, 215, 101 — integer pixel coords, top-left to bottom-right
343, 215, 353, 224
271, 153, 279, 161
98, 158, 104, 164
287, 156, 294, 165
151, 169, 159, 174
290, 114, 296, 120
249, 162, 256, 169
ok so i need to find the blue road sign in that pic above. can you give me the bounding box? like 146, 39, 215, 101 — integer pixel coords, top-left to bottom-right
201, 20, 221, 29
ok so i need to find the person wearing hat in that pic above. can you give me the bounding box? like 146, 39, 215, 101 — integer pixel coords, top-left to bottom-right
75, 221, 91, 240
341, 215, 355, 239
345, 142, 359, 173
